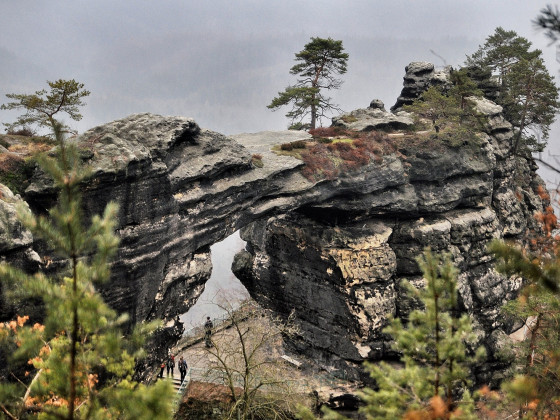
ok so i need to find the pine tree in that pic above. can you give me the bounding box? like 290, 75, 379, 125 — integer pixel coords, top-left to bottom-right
358, 250, 484, 419
403, 83, 485, 148
490, 201, 560, 419
465, 28, 560, 155
501, 56, 560, 155
404, 86, 462, 134
465, 27, 539, 87
448, 68, 483, 110
1, 79, 90, 135
534, 4, 560, 44
268, 37, 349, 130
500, 282, 560, 418
0, 122, 174, 419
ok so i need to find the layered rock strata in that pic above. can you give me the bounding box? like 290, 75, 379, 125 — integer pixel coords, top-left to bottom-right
0, 184, 42, 320
0, 62, 547, 384
232, 77, 546, 383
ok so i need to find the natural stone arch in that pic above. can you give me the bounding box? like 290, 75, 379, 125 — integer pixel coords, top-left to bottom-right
1, 64, 547, 384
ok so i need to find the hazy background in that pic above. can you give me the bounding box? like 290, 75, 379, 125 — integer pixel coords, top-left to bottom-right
1, 1, 558, 136
180, 232, 248, 331
2, 1, 560, 326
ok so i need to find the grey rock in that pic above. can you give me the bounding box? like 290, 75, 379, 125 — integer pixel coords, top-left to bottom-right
470, 96, 503, 117
0, 184, 33, 253
332, 107, 414, 132
391, 62, 452, 111
406, 61, 435, 75
0, 184, 42, 320
369, 99, 385, 110
233, 76, 545, 381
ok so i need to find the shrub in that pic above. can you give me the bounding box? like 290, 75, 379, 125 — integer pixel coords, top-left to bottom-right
327, 141, 353, 152
288, 122, 310, 131
308, 126, 347, 138
297, 129, 398, 181
291, 140, 307, 149
352, 138, 366, 148
355, 131, 396, 156
251, 153, 264, 168
6, 127, 36, 137
301, 143, 339, 181
280, 140, 307, 151
340, 114, 358, 123
338, 146, 370, 168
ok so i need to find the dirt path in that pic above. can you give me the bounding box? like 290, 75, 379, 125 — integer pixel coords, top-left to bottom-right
170, 309, 359, 400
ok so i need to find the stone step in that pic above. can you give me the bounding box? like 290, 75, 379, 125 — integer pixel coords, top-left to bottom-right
157, 375, 183, 392
170, 378, 182, 392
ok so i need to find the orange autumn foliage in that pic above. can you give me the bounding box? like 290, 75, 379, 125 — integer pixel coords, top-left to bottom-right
402, 396, 456, 420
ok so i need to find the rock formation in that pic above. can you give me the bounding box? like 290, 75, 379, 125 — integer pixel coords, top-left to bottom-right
233, 68, 546, 384
332, 99, 414, 132
391, 61, 452, 111
0, 184, 42, 320
0, 62, 548, 385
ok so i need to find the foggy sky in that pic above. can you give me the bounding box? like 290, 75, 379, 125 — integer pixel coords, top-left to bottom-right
1, 1, 557, 136
4, 2, 560, 323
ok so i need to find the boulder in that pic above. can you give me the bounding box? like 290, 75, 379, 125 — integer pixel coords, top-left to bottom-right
369, 99, 386, 110
332, 107, 414, 132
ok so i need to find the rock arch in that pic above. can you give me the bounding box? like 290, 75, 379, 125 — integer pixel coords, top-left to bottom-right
1, 65, 546, 383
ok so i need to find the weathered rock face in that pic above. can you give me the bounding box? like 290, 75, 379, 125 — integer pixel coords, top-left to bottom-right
18, 114, 293, 325
391, 61, 452, 111
232, 73, 547, 383
0, 62, 548, 385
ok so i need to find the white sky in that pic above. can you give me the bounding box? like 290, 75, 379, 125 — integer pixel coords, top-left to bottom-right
0, 0, 556, 135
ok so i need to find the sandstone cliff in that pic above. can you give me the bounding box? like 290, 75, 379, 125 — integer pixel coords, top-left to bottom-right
0, 62, 547, 384
232, 63, 547, 383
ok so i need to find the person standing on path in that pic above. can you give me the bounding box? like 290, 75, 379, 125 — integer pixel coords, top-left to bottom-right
169, 354, 175, 377
178, 356, 188, 383
166, 354, 174, 377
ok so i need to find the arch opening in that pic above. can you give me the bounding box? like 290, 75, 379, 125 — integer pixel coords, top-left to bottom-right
179, 230, 248, 333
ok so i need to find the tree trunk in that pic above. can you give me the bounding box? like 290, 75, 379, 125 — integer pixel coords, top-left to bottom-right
310, 65, 323, 130
310, 101, 316, 130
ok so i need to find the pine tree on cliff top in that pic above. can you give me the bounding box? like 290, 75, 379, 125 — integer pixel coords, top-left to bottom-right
1, 79, 90, 136
0, 122, 173, 419
268, 37, 348, 130
465, 27, 560, 155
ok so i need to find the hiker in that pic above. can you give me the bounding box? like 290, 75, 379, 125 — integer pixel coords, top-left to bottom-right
169, 354, 175, 376
158, 360, 165, 378
178, 356, 188, 383
204, 316, 213, 348
166, 354, 175, 377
